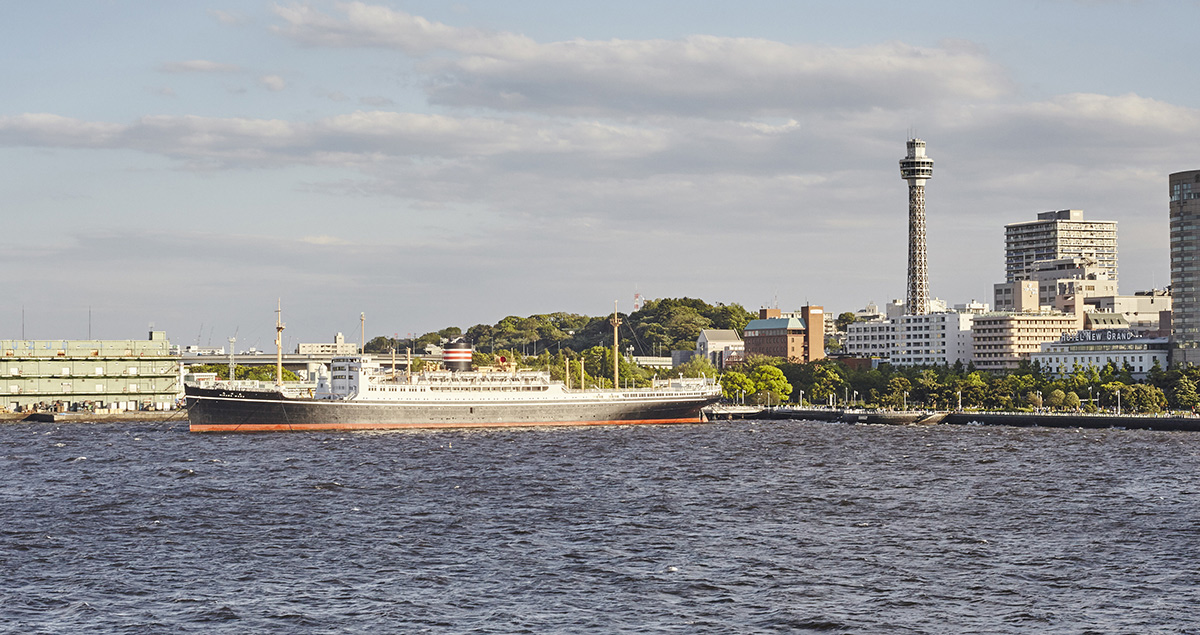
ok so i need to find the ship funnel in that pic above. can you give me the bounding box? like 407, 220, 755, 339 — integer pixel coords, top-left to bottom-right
443, 341, 473, 372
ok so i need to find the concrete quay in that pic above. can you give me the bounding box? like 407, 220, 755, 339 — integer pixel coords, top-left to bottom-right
761, 407, 1200, 432
2, 411, 186, 424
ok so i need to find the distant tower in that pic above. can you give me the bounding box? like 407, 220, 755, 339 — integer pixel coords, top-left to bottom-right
900, 138, 934, 315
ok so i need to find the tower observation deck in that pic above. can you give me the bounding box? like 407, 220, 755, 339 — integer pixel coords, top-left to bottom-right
900, 138, 934, 315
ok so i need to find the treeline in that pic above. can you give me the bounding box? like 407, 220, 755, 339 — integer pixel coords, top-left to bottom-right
762, 358, 1196, 415
188, 363, 300, 382
363, 298, 755, 359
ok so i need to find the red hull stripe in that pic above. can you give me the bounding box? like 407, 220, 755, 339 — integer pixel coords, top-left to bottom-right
190, 418, 701, 432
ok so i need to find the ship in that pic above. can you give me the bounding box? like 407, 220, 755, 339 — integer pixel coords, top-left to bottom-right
185, 306, 722, 432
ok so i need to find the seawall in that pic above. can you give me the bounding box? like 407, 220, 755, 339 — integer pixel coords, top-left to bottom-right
3, 411, 187, 424
767, 407, 1200, 432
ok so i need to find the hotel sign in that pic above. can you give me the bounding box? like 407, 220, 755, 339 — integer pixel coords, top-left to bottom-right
1062, 329, 1139, 343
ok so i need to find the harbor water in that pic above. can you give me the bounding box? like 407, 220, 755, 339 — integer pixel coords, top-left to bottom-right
2, 419, 1199, 633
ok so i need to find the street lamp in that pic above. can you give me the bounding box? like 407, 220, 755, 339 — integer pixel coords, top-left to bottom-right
852, 390, 858, 408
798, 389, 804, 407
903, 391, 908, 411
957, 390, 962, 411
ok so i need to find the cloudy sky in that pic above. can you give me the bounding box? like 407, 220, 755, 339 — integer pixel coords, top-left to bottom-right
1, 1, 1192, 350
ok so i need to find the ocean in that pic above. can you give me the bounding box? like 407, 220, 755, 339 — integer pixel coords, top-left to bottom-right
2, 419, 1199, 633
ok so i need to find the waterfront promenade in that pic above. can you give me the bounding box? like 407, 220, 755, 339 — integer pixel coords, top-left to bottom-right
754, 406, 1200, 432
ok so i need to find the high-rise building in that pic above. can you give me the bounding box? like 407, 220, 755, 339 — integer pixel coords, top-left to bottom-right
1170, 170, 1200, 365
900, 139, 934, 315
1004, 210, 1117, 283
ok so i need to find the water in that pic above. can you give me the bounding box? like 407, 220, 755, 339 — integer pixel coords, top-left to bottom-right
2, 420, 1200, 634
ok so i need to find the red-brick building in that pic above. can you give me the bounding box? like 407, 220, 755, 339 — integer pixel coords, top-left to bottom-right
742, 306, 825, 363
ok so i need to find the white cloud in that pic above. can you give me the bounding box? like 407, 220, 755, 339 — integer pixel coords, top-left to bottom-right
209, 9, 248, 26
160, 59, 241, 73
270, 3, 1013, 117
271, 2, 535, 56
259, 74, 287, 91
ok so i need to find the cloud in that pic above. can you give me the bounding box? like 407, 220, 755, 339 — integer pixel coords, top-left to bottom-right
160, 59, 241, 73
270, 3, 1013, 117
359, 95, 394, 107
259, 74, 287, 91
0, 111, 671, 167
271, 2, 535, 56
315, 88, 350, 101
209, 9, 248, 26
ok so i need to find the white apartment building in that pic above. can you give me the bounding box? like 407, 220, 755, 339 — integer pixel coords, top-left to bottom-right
845, 311, 974, 367
844, 320, 898, 358
296, 332, 360, 356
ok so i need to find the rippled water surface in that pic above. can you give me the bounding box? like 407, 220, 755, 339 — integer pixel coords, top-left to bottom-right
3, 420, 1200, 633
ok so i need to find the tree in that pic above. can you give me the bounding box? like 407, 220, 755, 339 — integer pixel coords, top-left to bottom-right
1124, 384, 1168, 414
883, 376, 912, 409
1064, 391, 1081, 411
188, 363, 300, 382
835, 312, 857, 332
1046, 388, 1066, 410
1169, 375, 1200, 411
720, 371, 755, 403
739, 354, 783, 371
749, 364, 792, 404
804, 361, 845, 404
673, 355, 718, 379
1026, 391, 1043, 409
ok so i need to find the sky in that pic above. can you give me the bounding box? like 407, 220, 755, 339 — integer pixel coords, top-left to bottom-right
1, 0, 1195, 352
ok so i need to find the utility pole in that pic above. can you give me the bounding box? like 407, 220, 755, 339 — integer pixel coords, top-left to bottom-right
275, 300, 285, 386
610, 300, 621, 390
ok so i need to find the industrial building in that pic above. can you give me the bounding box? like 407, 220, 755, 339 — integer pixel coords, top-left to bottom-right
0, 332, 178, 413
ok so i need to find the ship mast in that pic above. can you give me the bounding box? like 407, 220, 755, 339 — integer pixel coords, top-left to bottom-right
275, 299, 285, 386
610, 300, 621, 390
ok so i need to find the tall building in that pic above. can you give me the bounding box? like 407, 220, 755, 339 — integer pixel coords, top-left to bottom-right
900, 138, 934, 315
1004, 210, 1117, 283
1170, 170, 1200, 365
